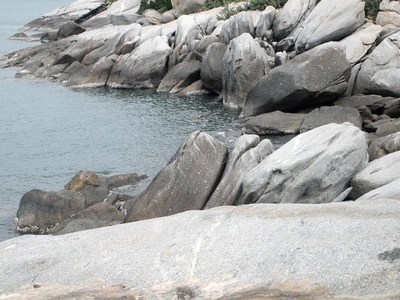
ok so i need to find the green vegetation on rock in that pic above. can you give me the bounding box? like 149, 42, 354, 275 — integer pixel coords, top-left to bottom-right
201, 0, 380, 21
137, 0, 172, 15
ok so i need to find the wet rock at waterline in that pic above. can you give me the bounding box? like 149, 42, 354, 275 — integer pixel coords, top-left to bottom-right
16, 189, 87, 234
234, 123, 368, 205
3, 200, 400, 299
200, 42, 226, 94
243, 43, 351, 116
124, 131, 227, 223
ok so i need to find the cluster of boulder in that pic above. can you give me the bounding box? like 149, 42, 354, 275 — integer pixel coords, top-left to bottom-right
16, 170, 148, 235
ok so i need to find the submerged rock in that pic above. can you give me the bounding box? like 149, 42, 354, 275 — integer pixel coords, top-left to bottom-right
124, 131, 227, 223
234, 123, 368, 205
2, 200, 399, 299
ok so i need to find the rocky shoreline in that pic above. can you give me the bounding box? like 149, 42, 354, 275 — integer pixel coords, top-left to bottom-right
1, 0, 400, 298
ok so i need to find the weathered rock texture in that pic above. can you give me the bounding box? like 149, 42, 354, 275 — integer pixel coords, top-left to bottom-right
272, 0, 316, 41
205, 135, 274, 208
357, 178, 400, 201
234, 123, 368, 205
243, 43, 350, 116
219, 11, 254, 44
294, 0, 365, 53
124, 131, 227, 222
1, 200, 399, 299
354, 31, 400, 95
222, 33, 271, 109
350, 151, 400, 199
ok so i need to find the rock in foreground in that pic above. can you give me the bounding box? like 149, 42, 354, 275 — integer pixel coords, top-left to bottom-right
1, 200, 399, 299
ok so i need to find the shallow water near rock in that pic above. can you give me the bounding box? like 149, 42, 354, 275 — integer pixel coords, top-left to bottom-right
0, 0, 238, 242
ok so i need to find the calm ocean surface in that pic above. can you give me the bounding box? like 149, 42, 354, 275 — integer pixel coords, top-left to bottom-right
0, 0, 238, 241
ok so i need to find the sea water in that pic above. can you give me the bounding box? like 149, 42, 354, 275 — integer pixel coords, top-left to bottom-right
0, 0, 238, 241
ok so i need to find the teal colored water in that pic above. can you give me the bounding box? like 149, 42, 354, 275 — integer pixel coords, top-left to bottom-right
0, 0, 238, 241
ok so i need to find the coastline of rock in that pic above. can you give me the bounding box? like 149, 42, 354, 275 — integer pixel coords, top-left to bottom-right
2, 0, 400, 298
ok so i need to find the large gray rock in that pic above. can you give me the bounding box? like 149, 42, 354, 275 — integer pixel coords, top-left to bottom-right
375, 118, 400, 137
19, 0, 107, 32
16, 189, 87, 234
1, 199, 399, 299
143, 9, 163, 25
336, 23, 382, 65
370, 68, 400, 97
219, 11, 254, 44
350, 151, 400, 199
354, 31, 400, 95
294, 0, 365, 53
124, 131, 227, 223
255, 6, 276, 40
272, 0, 316, 41
200, 42, 226, 94
300, 106, 362, 133
47, 202, 124, 235
357, 178, 400, 201
222, 33, 271, 109
376, 11, 400, 27
243, 43, 351, 116
234, 123, 368, 205
243, 111, 306, 135
107, 36, 172, 89
205, 135, 274, 208
157, 60, 202, 94
368, 131, 400, 161
53, 39, 104, 66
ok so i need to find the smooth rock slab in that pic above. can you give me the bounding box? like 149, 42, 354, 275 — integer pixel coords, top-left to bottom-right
243, 111, 306, 135
300, 106, 362, 133
357, 178, 400, 201
124, 131, 227, 223
200, 42, 226, 94
1, 200, 399, 299
234, 123, 368, 205
350, 151, 400, 199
